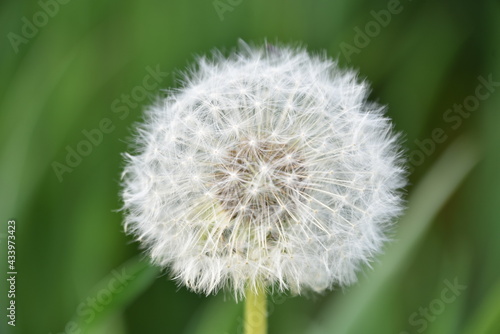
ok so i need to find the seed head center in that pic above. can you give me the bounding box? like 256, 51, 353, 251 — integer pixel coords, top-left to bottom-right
214, 139, 306, 223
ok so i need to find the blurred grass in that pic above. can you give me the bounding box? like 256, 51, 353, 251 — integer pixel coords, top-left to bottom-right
1, 0, 499, 333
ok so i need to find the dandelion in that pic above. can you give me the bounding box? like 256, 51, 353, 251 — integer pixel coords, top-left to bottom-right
121, 41, 406, 333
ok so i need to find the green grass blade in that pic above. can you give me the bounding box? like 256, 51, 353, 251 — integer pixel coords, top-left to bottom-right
308, 134, 481, 334
70, 256, 159, 334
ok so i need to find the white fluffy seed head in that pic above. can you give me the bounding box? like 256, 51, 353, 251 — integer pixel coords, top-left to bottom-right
121, 41, 406, 299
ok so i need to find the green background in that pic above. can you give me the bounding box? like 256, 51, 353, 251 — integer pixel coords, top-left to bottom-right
1, 0, 499, 333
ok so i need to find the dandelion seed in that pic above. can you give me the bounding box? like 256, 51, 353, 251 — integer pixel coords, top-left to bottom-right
121, 41, 406, 301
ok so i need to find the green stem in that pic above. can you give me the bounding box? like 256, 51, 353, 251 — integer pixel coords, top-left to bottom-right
244, 284, 267, 334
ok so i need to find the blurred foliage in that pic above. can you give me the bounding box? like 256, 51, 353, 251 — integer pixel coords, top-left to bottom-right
0, 0, 499, 333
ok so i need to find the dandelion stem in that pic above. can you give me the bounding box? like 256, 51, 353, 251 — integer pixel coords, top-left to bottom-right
244, 284, 267, 334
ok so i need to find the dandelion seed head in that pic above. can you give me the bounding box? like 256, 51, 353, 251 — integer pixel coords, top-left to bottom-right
121, 41, 406, 299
